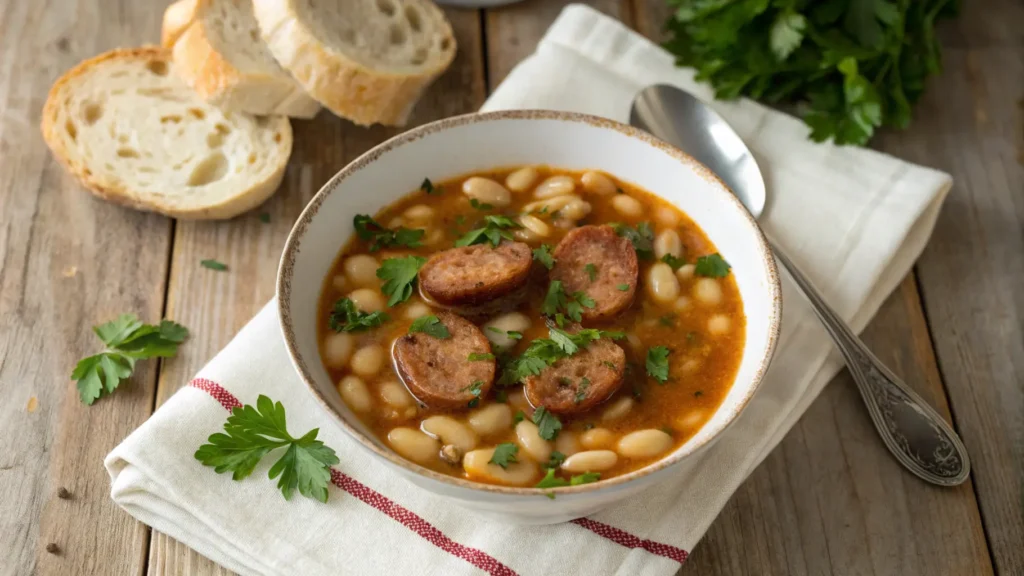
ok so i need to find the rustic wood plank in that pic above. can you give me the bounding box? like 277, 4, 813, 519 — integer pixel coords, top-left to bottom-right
0, 1, 170, 575
146, 7, 487, 574
626, 2, 994, 574
877, 0, 1024, 571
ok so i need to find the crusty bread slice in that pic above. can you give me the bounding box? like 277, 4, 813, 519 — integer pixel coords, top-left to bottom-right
41, 47, 292, 220
253, 0, 456, 126
163, 0, 321, 118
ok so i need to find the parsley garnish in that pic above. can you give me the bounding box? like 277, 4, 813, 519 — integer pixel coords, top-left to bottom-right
498, 327, 623, 386
546, 451, 566, 469
328, 298, 390, 332
616, 283, 630, 291
694, 390, 704, 398
377, 256, 426, 306
611, 222, 655, 260
353, 215, 425, 252
584, 263, 598, 282
506, 330, 523, 340
602, 360, 619, 371
660, 253, 686, 270
409, 315, 451, 339
71, 314, 188, 405
658, 313, 676, 327
489, 443, 519, 468
201, 259, 227, 271
646, 346, 671, 384
421, 178, 438, 195
535, 469, 601, 496
454, 215, 519, 248
532, 244, 555, 270
469, 198, 494, 211
194, 395, 339, 502
468, 352, 495, 361
532, 406, 562, 440
575, 378, 591, 404
513, 409, 526, 424
695, 253, 731, 277
541, 281, 595, 323
462, 380, 485, 407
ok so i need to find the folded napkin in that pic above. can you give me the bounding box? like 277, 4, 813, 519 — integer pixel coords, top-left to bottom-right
105, 5, 952, 575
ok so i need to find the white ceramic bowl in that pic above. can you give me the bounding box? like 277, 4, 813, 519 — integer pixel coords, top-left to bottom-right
278, 110, 781, 524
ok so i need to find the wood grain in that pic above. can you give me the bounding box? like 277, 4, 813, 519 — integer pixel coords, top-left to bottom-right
145, 7, 487, 574
0, 1, 169, 575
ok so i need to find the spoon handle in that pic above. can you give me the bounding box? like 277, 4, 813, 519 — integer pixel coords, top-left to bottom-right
768, 242, 970, 486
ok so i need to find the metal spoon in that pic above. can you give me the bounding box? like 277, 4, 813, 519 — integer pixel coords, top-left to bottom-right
630, 84, 970, 486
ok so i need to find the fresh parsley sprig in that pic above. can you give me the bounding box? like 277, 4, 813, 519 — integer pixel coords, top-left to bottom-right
377, 256, 427, 306
353, 214, 424, 252
409, 315, 451, 339
611, 222, 655, 260
541, 281, 596, 324
532, 244, 555, 270
695, 253, 731, 277
71, 314, 188, 405
489, 443, 519, 468
498, 327, 624, 386
454, 215, 520, 248
646, 346, 671, 384
195, 395, 339, 502
328, 298, 390, 332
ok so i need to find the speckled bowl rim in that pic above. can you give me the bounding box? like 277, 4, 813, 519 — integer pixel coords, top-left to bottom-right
278, 109, 782, 498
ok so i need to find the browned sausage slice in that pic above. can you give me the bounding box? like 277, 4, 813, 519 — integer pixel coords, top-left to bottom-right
393, 311, 495, 409
523, 336, 626, 415
551, 225, 638, 321
418, 242, 533, 312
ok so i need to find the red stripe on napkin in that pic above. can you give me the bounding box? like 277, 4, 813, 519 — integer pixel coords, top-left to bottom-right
188, 378, 689, 569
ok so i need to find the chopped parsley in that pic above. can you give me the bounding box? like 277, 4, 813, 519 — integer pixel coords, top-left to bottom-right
584, 263, 598, 282
695, 253, 731, 277
541, 281, 595, 323
694, 390, 704, 398
602, 360, 619, 371
513, 409, 527, 424
536, 469, 601, 496
353, 215, 424, 252
616, 283, 630, 291
646, 346, 671, 384
546, 451, 567, 469
462, 380, 485, 407
498, 327, 624, 386
611, 222, 655, 260
454, 214, 466, 226
660, 253, 687, 270
454, 215, 519, 248
468, 352, 495, 361
532, 244, 556, 270
200, 259, 227, 271
489, 443, 518, 468
421, 178, 438, 195
328, 298, 390, 332
658, 313, 677, 327
376, 256, 426, 306
408, 315, 451, 339
575, 378, 591, 404
532, 406, 562, 440
469, 198, 494, 211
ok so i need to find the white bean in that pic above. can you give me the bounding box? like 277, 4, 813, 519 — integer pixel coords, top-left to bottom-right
580, 427, 615, 450
421, 416, 478, 452
522, 194, 578, 216
681, 357, 701, 374
468, 404, 513, 436
515, 420, 552, 462
654, 230, 682, 259
507, 390, 532, 417
560, 198, 592, 221
463, 447, 539, 486
625, 334, 643, 354
379, 380, 415, 408
337, 375, 372, 412
654, 206, 681, 227
561, 450, 617, 473
677, 409, 706, 431
554, 431, 581, 457
483, 312, 531, 350
348, 288, 385, 313
518, 214, 551, 238
404, 301, 432, 320
646, 262, 681, 304
322, 332, 353, 368
350, 344, 385, 377
617, 429, 673, 459
423, 227, 444, 246
505, 167, 539, 192
708, 314, 731, 335
694, 277, 723, 305
343, 255, 379, 287
673, 296, 692, 311
602, 397, 633, 422
388, 428, 439, 464
462, 177, 511, 207
403, 204, 434, 223
676, 264, 696, 282
387, 216, 405, 229
580, 171, 616, 196
533, 175, 576, 198
611, 194, 643, 218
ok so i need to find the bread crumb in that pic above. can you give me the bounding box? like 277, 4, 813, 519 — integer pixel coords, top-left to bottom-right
62, 266, 78, 277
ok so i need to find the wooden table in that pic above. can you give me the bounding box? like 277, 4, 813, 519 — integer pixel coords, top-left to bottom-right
2, 0, 1020, 574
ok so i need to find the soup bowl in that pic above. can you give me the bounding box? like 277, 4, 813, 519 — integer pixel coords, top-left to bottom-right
278, 110, 781, 524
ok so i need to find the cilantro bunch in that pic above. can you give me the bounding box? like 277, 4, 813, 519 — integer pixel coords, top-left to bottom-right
664, 0, 958, 145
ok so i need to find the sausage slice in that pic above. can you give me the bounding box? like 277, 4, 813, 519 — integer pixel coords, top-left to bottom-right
393, 311, 495, 409
551, 225, 638, 321
524, 335, 626, 415
418, 242, 532, 314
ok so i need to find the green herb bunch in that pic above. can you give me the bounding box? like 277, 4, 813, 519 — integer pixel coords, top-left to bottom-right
664, 0, 958, 145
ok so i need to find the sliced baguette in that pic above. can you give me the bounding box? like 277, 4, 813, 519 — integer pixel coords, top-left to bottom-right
41, 47, 292, 220
253, 0, 456, 126
163, 0, 321, 118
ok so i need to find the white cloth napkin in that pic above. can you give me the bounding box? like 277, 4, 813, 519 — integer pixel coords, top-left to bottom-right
105, 5, 951, 575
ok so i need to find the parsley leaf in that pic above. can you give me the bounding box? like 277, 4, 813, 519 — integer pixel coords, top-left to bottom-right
409, 315, 451, 339
584, 263, 598, 282
611, 222, 655, 260
353, 214, 425, 252
575, 378, 591, 404
695, 253, 731, 277
462, 380, 485, 407
546, 451, 567, 469
194, 395, 339, 502
469, 198, 494, 211
468, 352, 495, 361
535, 469, 601, 494
513, 409, 527, 424
770, 12, 807, 61
660, 253, 686, 270
71, 314, 188, 405
533, 244, 555, 270
646, 346, 671, 384
489, 443, 519, 469
541, 281, 568, 317
201, 259, 228, 271
377, 256, 426, 306
532, 406, 562, 440
616, 283, 630, 292
541, 281, 595, 322
570, 472, 601, 485
454, 215, 519, 248
328, 298, 390, 332
658, 313, 676, 327
421, 178, 438, 195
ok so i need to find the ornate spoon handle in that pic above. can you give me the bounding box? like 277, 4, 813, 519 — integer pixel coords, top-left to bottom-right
769, 242, 970, 486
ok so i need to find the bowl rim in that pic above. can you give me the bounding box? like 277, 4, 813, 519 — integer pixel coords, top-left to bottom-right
277, 109, 782, 497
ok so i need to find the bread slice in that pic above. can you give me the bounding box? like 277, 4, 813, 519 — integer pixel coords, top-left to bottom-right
162, 0, 321, 118
41, 47, 292, 220
253, 0, 456, 126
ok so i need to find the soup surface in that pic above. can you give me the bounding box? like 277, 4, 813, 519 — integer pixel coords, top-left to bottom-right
317, 166, 745, 490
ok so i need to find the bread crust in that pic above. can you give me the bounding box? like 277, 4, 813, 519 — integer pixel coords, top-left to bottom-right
40, 46, 292, 220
